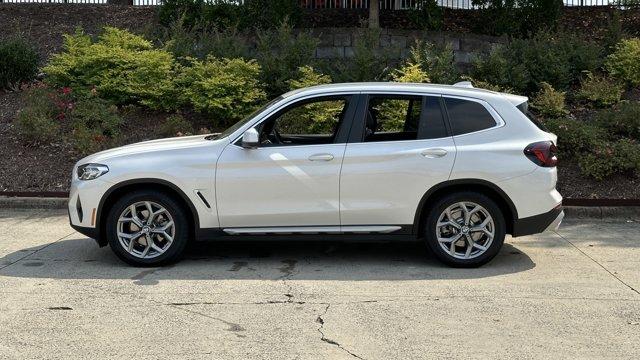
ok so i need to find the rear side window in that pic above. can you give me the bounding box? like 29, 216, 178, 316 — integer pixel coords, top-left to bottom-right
444, 97, 497, 136
517, 101, 549, 132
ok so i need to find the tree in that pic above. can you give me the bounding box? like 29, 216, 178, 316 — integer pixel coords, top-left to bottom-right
369, 0, 380, 28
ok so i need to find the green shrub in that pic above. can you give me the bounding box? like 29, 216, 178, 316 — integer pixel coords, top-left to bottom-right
578, 139, 640, 180
14, 84, 67, 143
158, 0, 300, 31
472, 31, 603, 93
160, 113, 195, 137
530, 82, 567, 118
471, 0, 563, 37
69, 97, 123, 154
255, 23, 318, 97
327, 28, 395, 84
605, 38, 640, 87
161, 18, 251, 60
577, 72, 623, 107
0, 37, 39, 89
408, 0, 443, 30
544, 117, 607, 157
15, 111, 59, 143
595, 101, 640, 139
404, 41, 457, 84
470, 47, 529, 93
44, 27, 178, 110
178, 56, 266, 126
287, 66, 331, 90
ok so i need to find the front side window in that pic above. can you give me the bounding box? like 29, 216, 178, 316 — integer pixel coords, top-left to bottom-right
257, 96, 349, 147
444, 97, 497, 136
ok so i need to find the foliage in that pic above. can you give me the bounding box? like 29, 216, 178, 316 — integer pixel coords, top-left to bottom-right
605, 38, 640, 87
285, 66, 338, 134
14, 83, 123, 153
69, 97, 123, 155
160, 113, 195, 137
0, 37, 39, 90
595, 101, 640, 139
177, 56, 266, 126
544, 117, 607, 157
158, 0, 300, 30
255, 23, 319, 97
161, 18, 251, 60
287, 66, 332, 90
404, 40, 458, 84
471, 0, 563, 37
471, 31, 602, 94
44, 27, 178, 110
14, 84, 68, 142
407, 0, 443, 31
530, 82, 567, 118
578, 139, 640, 180
577, 72, 623, 108
325, 28, 394, 84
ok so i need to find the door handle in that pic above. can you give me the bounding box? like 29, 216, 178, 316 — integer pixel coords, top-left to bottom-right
308, 153, 334, 161
420, 148, 448, 158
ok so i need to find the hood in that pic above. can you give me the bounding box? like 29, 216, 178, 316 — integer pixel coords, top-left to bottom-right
78, 134, 225, 164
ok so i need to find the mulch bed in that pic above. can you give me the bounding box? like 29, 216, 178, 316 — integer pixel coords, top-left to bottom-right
1, 90, 639, 199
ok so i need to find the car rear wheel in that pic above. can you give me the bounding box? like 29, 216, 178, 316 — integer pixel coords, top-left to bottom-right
105, 190, 189, 266
424, 192, 505, 267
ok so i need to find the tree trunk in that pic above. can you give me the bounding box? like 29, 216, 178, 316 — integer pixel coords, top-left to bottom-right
369, 0, 380, 28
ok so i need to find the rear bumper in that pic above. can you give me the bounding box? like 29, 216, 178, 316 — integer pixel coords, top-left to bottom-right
512, 206, 564, 237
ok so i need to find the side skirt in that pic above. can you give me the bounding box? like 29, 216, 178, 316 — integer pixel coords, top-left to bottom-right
195, 225, 417, 242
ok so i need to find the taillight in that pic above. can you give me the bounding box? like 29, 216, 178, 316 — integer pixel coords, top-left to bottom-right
524, 141, 557, 167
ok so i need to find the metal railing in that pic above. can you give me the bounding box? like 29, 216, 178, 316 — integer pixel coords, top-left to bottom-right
0, 0, 638, 9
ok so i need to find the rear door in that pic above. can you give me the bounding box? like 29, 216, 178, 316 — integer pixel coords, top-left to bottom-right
339, 93, 456, 230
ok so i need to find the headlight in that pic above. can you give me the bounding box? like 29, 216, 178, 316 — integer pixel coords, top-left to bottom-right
77, 164, 109, 180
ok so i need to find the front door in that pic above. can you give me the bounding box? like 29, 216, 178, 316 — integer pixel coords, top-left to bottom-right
216, 95, 355, 229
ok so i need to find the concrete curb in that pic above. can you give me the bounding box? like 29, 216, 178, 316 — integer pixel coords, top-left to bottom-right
0, 197, 68, 210
2, 197, 640, 220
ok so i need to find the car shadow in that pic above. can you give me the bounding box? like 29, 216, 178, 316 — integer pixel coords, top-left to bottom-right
0, 236, 535, 281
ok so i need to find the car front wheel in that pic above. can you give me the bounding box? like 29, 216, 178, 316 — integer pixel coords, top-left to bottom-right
425, 192, 505, 268
105, 190, 189, 266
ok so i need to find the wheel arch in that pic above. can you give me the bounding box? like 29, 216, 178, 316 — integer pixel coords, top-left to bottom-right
96, 179, 199, 246
413, 179, 518, 237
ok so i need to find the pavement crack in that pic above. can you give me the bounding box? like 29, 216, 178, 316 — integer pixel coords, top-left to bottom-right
0, 231, 75, 272
555, 230, 640, 296
316, 304, 365, 360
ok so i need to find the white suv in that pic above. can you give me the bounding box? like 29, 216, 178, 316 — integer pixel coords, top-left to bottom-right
69, 83, 563, 267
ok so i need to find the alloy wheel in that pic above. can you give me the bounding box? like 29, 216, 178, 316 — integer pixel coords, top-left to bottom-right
117, 201, 175, 259
436, 201, 495, 260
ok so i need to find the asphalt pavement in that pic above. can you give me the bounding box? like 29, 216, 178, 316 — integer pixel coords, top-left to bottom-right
0, 209, 639, 359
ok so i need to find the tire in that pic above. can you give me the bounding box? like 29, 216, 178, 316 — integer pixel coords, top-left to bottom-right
105, 190, 189, 266
424, 192, 505, 268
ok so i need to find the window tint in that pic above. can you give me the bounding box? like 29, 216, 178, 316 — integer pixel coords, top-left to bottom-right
419, 96, 448, 139
365, 96, 422, 142
444, 98, 497, 136
257, 97, 348, 147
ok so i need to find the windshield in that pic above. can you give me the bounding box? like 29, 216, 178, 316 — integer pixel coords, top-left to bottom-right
211, 96, 283, 140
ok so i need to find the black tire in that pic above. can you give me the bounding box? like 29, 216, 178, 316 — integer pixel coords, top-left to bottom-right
105, 190, 189, 267
424, 192, 505, 268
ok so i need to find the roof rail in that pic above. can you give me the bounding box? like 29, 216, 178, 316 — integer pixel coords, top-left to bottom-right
453, 81, 474, 88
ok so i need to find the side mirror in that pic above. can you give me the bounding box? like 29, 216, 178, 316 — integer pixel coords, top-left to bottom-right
241, 128, 259, 149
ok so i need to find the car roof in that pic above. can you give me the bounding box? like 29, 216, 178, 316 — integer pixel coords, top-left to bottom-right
282, 82, 527, 105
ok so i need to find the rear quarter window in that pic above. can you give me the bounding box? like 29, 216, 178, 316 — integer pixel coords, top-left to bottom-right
444, 97, 497, 136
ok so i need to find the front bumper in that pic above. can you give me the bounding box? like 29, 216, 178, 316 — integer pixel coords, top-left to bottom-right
512, 206, 564, 237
